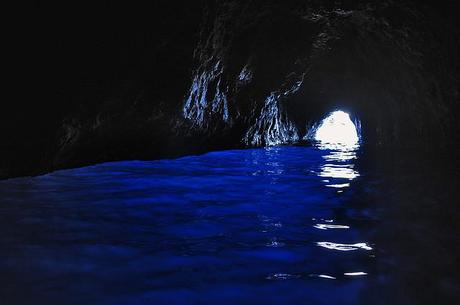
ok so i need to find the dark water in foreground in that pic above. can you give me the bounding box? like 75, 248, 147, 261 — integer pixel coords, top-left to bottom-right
1, 146, 459, 305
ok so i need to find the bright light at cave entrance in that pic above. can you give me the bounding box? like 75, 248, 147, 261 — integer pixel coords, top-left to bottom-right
315, 111, 359, 149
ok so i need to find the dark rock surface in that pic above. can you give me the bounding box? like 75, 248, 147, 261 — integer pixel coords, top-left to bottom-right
2, 0, 459, 179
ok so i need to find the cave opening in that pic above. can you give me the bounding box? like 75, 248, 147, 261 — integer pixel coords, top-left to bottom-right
312, 110, 361, 150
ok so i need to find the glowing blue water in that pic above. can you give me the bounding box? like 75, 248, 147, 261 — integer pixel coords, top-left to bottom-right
0, 146, 379, 305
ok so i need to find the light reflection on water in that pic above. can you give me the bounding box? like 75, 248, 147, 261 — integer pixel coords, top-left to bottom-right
314, 224, 350, 230
315, 142, 361, 190
0, 144, 376, 305
316, 242, 373, 251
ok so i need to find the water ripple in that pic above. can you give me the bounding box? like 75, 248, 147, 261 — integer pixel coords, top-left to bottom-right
309, 274, 337, 280
344, 272, 368, 276
314, 224, 350, 230
317, 242, 373, 251
266, 273, 301, 280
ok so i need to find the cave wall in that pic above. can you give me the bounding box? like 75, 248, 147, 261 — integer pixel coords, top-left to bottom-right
183, 0, 460, 148
2, 0, 459, 178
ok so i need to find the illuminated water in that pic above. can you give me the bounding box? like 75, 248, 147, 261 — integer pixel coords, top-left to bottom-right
1, 145, 459, 304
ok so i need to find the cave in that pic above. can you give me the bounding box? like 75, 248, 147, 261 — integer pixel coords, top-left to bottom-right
1, 1, 460, 304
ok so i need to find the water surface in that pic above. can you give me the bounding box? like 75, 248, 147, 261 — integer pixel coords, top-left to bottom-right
1, 145, 458, 304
